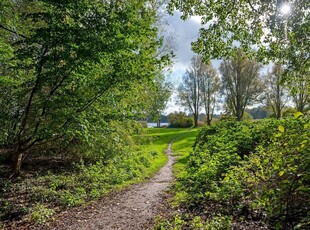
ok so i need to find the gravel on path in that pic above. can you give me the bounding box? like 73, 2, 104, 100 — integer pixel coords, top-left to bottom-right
36, 142, 175, 230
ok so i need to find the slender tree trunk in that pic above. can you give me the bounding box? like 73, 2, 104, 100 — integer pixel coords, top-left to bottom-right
10, 151, 23, 177
276, 104, 281, 119
206, 116, 211, 125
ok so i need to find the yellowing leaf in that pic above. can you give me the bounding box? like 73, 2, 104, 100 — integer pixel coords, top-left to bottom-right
275, 133, 282, 138
279, 171, 285, 176
278, 125, 285, 133
294, 111, 303, 118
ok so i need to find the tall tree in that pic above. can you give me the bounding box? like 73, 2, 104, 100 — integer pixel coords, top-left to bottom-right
264, 65, 288, 119
168, 0, 309, 75
178, 56, 203, 127
0, 0, 170, 176
289, 72, 310, 112
200, 63, 220, 125
220, 50, 263, 121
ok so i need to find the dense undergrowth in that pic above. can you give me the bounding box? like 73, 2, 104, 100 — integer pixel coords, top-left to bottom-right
154, 114, 310, 229
0, 124, 188, 228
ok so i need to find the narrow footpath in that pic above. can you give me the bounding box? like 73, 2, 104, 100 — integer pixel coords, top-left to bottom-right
36, 142, 175, 230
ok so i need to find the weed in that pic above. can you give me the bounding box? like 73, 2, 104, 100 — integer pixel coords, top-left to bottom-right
31, 203, 55, 225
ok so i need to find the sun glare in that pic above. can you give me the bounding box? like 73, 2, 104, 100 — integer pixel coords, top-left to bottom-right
281, 4, 290, 15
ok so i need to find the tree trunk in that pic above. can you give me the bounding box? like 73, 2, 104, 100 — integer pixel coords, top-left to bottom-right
206, 116, 211, 125
194, 114, 198, 127
10, 151, 23, 177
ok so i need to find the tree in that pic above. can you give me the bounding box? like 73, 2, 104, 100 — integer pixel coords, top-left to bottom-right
200, 63, 220, 125
168, 0, 309, 74
289, 72, 310, 113
148, 75, 173, 127
246, 107, 270, 120
220, 50, 263, 121
177, 56, 203, 127
263, 65, 289, 119
168, 111, 193, 128
0, 0, 170, 176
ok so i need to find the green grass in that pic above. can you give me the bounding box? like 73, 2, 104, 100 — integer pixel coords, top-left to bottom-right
170, 128, 199, 178
135, 128, 191, 179
0, 126, 199, 228
0, 127, 193, 227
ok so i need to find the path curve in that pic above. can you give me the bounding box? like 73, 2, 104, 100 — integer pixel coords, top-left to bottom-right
37, 142, 175, 230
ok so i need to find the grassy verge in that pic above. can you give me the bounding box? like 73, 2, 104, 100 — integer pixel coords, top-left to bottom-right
0, 127, 189, 228
134, 128, 190, 179
170, 128, 199, 179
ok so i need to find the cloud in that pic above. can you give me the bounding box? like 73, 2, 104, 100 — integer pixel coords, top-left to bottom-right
165, 12, 222, 81
162, 11, 275, 116
164, 12, 222, 114
164, 91, 183, 115
166, 11, 202, 75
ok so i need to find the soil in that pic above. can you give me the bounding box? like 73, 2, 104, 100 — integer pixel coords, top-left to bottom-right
34, 142, 175, 230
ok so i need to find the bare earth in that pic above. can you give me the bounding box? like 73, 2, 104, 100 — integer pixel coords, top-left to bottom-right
36, 142, 175, 230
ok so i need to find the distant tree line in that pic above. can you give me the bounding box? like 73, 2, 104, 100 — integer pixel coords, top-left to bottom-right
177, 49, 309, 126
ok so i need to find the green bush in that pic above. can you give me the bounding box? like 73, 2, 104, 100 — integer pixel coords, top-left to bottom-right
30, 203, 55, 225
223, 115, 310, 228
177, 116, 310, 228
168, 112, 193, 128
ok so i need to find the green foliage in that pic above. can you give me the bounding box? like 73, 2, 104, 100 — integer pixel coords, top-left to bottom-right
168, 0, 309, 74
168, 112, 194, 128
0, 0, 171, 175
30, 146, 162, 208
0, 127, 188, 225
246, 107, 270, 119
30, 203, 55, 225
204, 215, 232, 230
0, 200, 14, 221
224, 116, 310, 228
152, 214, 232, 229
220, 49, 263, 121
175, 116, 310, 228
148, 74, 173, 122
139, 121, 148, 128
282, 107, 298, 118
75, 120, 141, 162
242, 112, 254, 121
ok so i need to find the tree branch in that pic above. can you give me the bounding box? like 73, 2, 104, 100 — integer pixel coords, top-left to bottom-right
247, 0, 259, 13
0, 24, 28, 39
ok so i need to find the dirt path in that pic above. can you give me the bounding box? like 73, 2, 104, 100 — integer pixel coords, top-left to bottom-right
37, 142, 175, 230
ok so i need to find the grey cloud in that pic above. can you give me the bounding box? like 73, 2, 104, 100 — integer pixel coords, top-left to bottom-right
166, 11, 202, 72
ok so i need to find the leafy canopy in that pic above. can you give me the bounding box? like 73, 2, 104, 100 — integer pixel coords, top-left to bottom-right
168, 0, 309, 73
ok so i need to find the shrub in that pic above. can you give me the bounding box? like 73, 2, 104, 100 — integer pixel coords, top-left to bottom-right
224, 115, 310, 228
138, 121, 148, 128
168, 112, 193, 128
177, 115, 310, 228
30, 203, 55, 225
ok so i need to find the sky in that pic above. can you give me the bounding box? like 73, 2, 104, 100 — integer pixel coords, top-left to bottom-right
162, 11, 272, 115
163, 11, 221, 114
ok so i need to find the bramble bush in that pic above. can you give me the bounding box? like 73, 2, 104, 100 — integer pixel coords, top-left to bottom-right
175, 114, 309, 229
